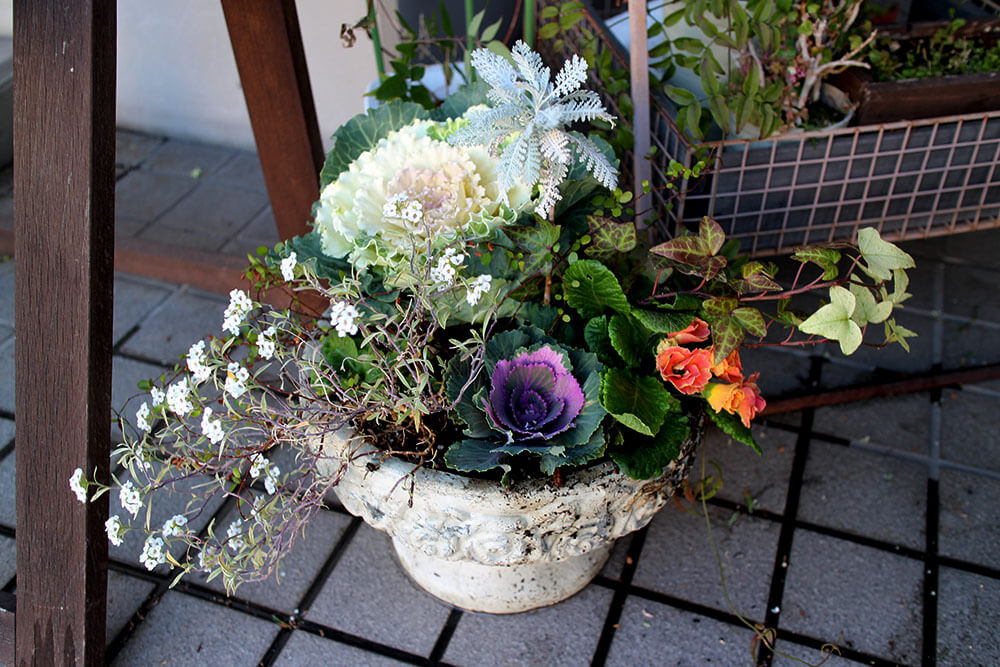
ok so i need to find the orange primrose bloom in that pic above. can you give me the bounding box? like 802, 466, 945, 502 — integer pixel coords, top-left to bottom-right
706, 374, 766, 427
656, 346, 713, 395
665, 317, 710, 345
710, 349, 743, 383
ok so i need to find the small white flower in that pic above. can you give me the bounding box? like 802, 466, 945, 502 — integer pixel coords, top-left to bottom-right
199, 544, 221, 569
166, 380, 193, 416
329, 300, 360, 338
105, 515, 124, 546
149, 387, 165, 406
201, 407, 225, 445
224, 362, 250, 398
187, 340, 212, 384
140, 535, 167, 570
400, 199, 424, 223
429, 257, 457, 286
119, 481, 142, 518
135, 401, 151, 432
222, 289, 254, 336
264, 465, 281, 495
162, 514, 188, 538
249, 452, 268, 479
69, 468, 87, 504
280, 252, 298, 282
465, 274, 493, 306
226, 518, 245, 552
258, 325, 277, 360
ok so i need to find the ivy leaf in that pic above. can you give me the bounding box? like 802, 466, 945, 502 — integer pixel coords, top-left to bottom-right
506, 219, 561, 274
600, 368, 678, 436
704, 297, 738, 320
609, 411, 691, 479
583, 315, 617, 365
884, 317, 918, 353
707, 407, 761, 454
710, 316, 746, 364
849, 284, 893, 326
857, 227, 915, 281
798, 286, 862, 355
608, 314, 649, 367
792, 245, 841, 281
739, 261, 782, 292
631, 309, 695, 334
585, 215, 637, 261
320, 101, 429, 188
563, 260, 630, 319
887, 268, 912, 305
649, 217, 728, 280
444, 439, 509, 473
732, 307, 767, 337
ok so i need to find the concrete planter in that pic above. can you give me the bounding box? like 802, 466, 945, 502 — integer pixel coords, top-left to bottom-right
312, 417, 703, 613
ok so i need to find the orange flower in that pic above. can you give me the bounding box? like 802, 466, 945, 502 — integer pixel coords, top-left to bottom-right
656, 346, 713, 395
665, 317, 710, 345
706, 374, 766, 427
710, 349, 743, 383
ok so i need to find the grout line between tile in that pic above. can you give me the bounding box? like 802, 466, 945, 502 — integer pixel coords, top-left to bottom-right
590, 524, 649, 665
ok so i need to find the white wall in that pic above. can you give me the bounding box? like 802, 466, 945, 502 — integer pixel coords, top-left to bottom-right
0, 1, 388, 151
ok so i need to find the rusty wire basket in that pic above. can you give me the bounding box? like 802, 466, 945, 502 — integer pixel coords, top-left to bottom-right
537, 0, 1000, 255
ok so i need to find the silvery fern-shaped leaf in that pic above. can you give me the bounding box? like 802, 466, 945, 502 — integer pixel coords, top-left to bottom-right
555, 94, 614, 125
566, 133, 617, 190
511, 41, 550, 94
470, 48, 518, 98
553, 55, 589, 98
536, 160, 569, 218
539, 129, 571, 164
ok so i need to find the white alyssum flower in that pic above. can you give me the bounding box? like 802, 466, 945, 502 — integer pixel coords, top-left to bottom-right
226, 518, 245, 552
280, 252, 298, 282
429, 247, 467, 287
186, 340, 212, 384
149, 386, 165, 406
105, 514, 124, 547
224, 362, 250, 398
69, 467, 87, 504
466, 274, 493, 306
330, 300, 360, 338
166, 380, 193, 417
258, 325, 277, 360
162, 514, 188, 538
119, 481, 142, 518
140, 535, 167, 570
201, 407, 224, 445
222, 289, 254, 336
249, 452, 268, 479
264, 465, 281, 495
135, 401, 152, 432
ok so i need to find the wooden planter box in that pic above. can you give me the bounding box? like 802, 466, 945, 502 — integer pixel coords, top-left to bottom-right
834, 19, 1000, 125
537, 0, 1000, 255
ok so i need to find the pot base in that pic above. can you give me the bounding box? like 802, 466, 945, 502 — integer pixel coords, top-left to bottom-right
392, 535, 613, 614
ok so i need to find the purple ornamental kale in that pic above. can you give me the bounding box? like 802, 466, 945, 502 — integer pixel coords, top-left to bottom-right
482, 345, 586, 441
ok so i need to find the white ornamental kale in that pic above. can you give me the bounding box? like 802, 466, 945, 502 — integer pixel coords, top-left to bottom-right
449, 41, 618, 218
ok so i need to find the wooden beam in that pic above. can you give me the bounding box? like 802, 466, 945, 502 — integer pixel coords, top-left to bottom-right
221, 0, 324, 242
628, 0, 652, 230
14, 0, 116, 663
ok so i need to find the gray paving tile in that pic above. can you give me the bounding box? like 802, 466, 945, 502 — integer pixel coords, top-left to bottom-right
937, 567, 1000, 665
0, 419, 15, 448
632, 506, 779, 619
798, 441, 927, 549
705, 423, 796, 515
119, 289, 228, 366
771, 640, 865, 666
220, 236, 274, 260
940, 319, 1000, 369
115, 170, 195, 222
115, 130, 163, 168
110, 590, 280, 666
940, 390, 1000, 474
275, 631, 409, 666
106, 570, 156, 643
780, 530, 923, 664
0, 451, 13, 527
112, 356, 170, 440
606, 596, 756, 666
445, 584, 612, 666
142, 139, 235, 178
157, 182, 268, 238
938, 468, 1000, 568
599, 531, 633, 581
812, 393, 932, 456
114, 216, 147, 239
0, 534, 15, 585
113, 275, 177, 346
0, 257, 14, 326
0, 195, 9, 230
738, 347, 814, 399
237, 205, 281, 243
136, 223, 229, 254
0, 337, 13, 414
211, 151, 267, 192
195, 507, 352, 612
305, 524, 451, 657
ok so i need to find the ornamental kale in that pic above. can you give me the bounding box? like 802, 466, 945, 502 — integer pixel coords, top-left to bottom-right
445, 326, 605, 476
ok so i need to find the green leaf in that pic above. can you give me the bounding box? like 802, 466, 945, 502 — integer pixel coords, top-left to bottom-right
630, 309, 695, 334
584, 315, 617, 366
798, 286, 862, 355
505, 219, 561, 274
710, 316, 745, 364
857, 228, 916, 281
563, 260, 630, 319
585, 216, 637, 260
887, 269, 912, 305
268, 231, 352, 282
884, 317, 917, 353
538, 22, 560, 39
703, 297, 738, 320
540, 428, 607, 475
739, 261, 782, 292
610, 411, 691, 479
480, 17, 503, 42
432, 80, 489, 120
600, 368, 679, 436
608, 314, 648, 367
706, 407, 761, 454
792, 245, 841, 280
850, 284, 892, 326
664, 85, 697, 105
320, 101, 429, 188
732, 307, 767, 338
444, 439, 508, 473
466, 8, 485, 40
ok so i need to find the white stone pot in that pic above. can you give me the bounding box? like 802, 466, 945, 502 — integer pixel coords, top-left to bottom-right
312, 416, 703, 614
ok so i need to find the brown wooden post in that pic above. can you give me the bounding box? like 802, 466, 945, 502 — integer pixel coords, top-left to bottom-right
14, 1, 116, 664
628, 0, 652, 230
221, 0, 324, 241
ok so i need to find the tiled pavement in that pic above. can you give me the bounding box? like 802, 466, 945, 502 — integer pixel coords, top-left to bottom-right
0, 131, 998, 664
